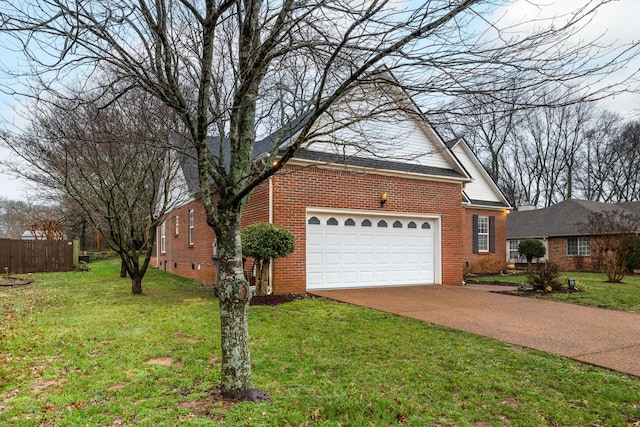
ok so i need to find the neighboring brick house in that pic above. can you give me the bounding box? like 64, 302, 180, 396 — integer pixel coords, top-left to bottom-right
154, 84, 511, 294
506, 199, 640, 270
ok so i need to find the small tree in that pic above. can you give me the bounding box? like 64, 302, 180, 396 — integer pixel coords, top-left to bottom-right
526, 261, 562, 291
583, 210, 640, 283
241, 223, 295, 296
518, 239, 546, 265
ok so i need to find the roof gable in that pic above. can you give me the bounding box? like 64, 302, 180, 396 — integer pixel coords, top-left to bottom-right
446, 138, 510, 209
296, 77, 468, 178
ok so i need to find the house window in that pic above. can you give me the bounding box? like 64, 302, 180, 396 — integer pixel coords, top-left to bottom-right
567, 237, 590, 256
188, 209, 194, 246
175, 215, 179, 236
473, 215, 495, 254
477, 216, 489, 252
508, 240, 524, 262
160, 221, 166, 253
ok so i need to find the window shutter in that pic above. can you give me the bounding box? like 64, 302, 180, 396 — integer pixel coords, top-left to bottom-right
472, 215, 479, 253
489, 216, 496, 253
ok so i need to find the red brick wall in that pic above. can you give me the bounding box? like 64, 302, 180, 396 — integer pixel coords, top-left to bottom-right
153, 200, 218, 283
269, 164, 465, 293
547, 237, 594, 271
462, 207, 508, 273
155, 164, 474, 294
153, 184, 272, 284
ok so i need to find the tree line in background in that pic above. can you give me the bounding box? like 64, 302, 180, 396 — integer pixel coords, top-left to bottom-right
0, 195, 103, 248
440, 89, 640, 208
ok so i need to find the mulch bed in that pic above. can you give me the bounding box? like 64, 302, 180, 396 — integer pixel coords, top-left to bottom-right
250, 293, 309, 306
466, 280, 582, 297
0, 276, 34, 288
491, 287, 582, 297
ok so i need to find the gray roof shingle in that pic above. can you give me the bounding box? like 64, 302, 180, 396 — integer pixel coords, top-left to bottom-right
507, 199, 640, 239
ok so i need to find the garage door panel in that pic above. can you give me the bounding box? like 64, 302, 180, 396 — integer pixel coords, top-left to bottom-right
342, 233, 358, 245
359, 252, 375, 265
306, 212, 437, 290
325, 233, 341, 246
359, 234, 375, 246
375, 235, 390, 246
391, 253, 406, 263
325, 253, 341, 265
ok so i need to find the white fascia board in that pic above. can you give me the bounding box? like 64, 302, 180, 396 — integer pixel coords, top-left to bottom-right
306, 206, 442, 220
286, 157, 470, 185
455, 139, 512, 209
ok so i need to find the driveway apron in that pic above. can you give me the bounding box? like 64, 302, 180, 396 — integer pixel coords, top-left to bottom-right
312, 285, 640, 377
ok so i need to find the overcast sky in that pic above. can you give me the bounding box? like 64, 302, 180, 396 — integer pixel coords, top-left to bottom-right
1, 0, 638, 201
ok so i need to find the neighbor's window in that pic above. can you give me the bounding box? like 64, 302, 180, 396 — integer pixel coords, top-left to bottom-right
160, 221, 166, 253
188, 209, 195, 246
567, 237, 590, 256
477, 216, 489, 252
175, 215, 179, 236
508, 240, 524, 262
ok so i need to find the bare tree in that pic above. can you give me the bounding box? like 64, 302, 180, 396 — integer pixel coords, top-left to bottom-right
1, 86, 185, 294
1, 0, 638, 401
437, 84, 524, 183
583, 210, 640, 283
0, 197, 29, 238
514, 96, 595, 207
576, 110, 622, 202
605, 120, 640, 202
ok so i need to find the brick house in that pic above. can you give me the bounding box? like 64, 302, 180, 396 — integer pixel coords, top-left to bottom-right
154, 84, 511, 294
506, 199, 640, 270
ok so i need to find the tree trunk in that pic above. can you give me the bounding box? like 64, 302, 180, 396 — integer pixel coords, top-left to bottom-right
131, 274, 143, 295
214, 210, 269, 401
120, 260, 127, 278
260, 260, 270, 295
254, 260, 270, 296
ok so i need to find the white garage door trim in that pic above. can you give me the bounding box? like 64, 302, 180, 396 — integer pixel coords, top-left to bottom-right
306, 208, 441, 290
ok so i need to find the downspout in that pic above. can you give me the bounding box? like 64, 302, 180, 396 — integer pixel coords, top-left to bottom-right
268, 177, 274, 293
269, 177, 274, 224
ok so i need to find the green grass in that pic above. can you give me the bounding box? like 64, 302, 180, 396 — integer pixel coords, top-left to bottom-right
1, 260, 639, 426
474, 271, 640, 312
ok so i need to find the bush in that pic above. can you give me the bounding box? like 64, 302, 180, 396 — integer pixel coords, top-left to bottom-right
241, 222, 295, 295
467, 257, 505, 275
241, 223, 295, 261
74, 262, 91, 272
526, 261, 561, 291
518, 239, 546, 264
627, 236, 640, 272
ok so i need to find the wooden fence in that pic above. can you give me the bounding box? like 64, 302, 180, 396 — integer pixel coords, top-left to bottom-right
0, 239, 77, 274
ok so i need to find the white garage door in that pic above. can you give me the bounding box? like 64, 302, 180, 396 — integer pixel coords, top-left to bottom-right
306, 212, 437, 290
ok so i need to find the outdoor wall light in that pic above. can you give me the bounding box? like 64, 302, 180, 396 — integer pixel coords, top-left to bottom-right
380, 191, 388, 207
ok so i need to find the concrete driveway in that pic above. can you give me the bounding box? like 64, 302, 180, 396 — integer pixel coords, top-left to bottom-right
312, 284, 640, 377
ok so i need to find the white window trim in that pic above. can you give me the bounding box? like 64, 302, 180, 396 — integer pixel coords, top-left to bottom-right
508, 240, 524, 263
477, 215, 489, 252
160, 221, 166, 253
175, 215, 179, 236
567, 237, 590, 256
188, 209, 194, 246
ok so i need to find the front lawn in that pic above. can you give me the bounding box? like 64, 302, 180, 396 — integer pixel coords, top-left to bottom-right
473, 271, 640, 313
1, 260, 639, 426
